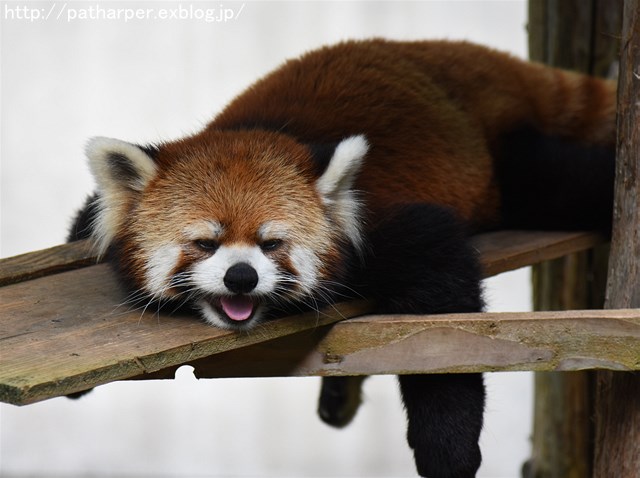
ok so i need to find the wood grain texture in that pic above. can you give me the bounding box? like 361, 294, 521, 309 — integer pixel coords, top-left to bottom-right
604, 2, 640, 309
169, 309, 640, 380
473, 230, 604, 278
594, 1, 640, 475
0, 240, 97, 287
0, 264, 370, 405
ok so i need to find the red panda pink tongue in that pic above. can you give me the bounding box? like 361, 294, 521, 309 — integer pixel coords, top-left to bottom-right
220, 296, 254, 321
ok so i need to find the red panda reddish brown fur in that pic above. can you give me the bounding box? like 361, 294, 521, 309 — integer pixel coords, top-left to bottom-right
207, 39, 616, 228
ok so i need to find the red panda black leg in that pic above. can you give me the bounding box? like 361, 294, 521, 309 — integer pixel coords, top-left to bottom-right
317, 376, 367, 428
358, 203, 485, 477
399, 373, 484, 478
360, 204, 484, 315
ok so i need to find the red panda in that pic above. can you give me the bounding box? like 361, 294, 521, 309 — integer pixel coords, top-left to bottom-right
70, 39, 616, 478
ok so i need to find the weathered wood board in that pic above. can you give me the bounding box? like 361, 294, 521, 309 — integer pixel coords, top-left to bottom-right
0, 264, 367, 405
0, 240, 96, 287
0, 230, 616, 406
472, 230, 605, 277
175, 309, 640, 379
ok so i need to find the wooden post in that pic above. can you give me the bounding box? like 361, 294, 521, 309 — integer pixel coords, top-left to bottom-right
526, 1, 622, 477
593, 0, 640, 475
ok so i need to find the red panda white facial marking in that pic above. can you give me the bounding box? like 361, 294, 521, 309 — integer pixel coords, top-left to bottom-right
191, 243, 281, 328
86, 132, 368, 330
145, 243, 183, 298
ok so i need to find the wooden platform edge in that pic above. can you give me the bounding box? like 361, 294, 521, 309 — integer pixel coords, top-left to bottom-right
0, 300, 373, 406
131, 308, 640, 381
0, 240, 98, 287
473, 230, 605, 277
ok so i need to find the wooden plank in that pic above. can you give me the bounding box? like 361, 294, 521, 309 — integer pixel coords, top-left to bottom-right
594, 0, 640, 474
473, 230, 604, 277
0, 264, 370, 405
0, 240, 97, 287
151, 309, 639, 380
0, 230, 607, 406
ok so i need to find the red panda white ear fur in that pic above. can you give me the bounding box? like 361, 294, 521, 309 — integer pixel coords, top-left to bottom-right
86, 136, 157, 256
315, 135, 369, 253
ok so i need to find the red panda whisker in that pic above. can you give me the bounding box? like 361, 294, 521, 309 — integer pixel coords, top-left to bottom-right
110, 288, 162, 317
170, 288, 205, 313
316, 278, 365, 301
135, 296, 160, 326
112, 292, 147, 311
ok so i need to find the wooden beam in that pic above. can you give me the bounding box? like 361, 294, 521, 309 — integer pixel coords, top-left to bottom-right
0, 240, 96, 287
0, 263, 369, 406
158, 308, 640, 381
594, 0, 640, 474
474, 230, 604, 278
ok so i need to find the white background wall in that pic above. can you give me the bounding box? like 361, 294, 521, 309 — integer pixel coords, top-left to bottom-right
1, 1, 534, 476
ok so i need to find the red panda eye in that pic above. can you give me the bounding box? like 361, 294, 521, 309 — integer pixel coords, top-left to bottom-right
194, 239, 219, 253
260, 239, 283, 252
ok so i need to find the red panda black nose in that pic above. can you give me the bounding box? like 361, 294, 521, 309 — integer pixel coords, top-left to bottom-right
224, 263, 259, 294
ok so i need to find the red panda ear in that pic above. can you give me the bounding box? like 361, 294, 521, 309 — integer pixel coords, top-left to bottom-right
87, 137, 157, 193
315, 135, 368, 251
85, 137, 158, 255
315, 135, 368, 200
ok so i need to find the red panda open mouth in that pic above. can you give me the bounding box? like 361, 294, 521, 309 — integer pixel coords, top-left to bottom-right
212, 295, 256, 322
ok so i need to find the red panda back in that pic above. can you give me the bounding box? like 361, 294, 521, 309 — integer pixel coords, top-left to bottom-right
208, 39, 616, 228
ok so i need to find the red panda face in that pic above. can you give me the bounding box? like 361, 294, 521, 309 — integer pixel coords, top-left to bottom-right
86, 131, 368, 329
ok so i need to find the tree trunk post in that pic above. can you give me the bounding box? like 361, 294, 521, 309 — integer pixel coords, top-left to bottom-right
526, 1, 622, 477
593, 0, 640, 475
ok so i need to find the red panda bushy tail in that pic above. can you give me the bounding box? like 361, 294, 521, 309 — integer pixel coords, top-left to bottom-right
522, 65, 617, 145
